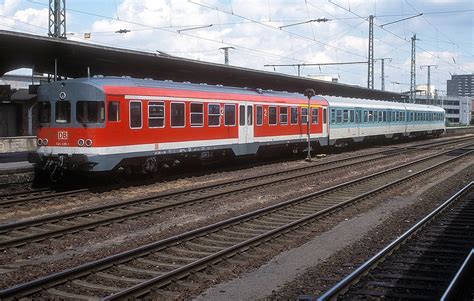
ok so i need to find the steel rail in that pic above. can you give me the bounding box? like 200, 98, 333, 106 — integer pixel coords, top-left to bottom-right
0, 135, 471, 209
0, 147, 471, 300
441, 249, 474, 301
0, 142, 462, 249
318, 181, 474, 301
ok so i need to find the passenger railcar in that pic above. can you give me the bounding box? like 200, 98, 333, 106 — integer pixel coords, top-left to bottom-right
28, 77, 445, 177
29, 77, 328, 175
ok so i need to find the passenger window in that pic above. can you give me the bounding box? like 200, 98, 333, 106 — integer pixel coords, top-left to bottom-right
364, 111, 368, 123
38, 101, 51, 123
269, 106, 277, 125
301, 107, 308, 124
343, 110, 349, 123
239, 105, 245, 126
336, 110, 342, 124
108, 101, 120, 122
208, 104, 220, 126
349, 110, 355, 123
247, 105, 253, 125
323, 108, 327, 124
55, 101, 71, 124
171, 102, 185, 127
130, 101, 142, 129
224, 104, 236, 126
280, 107, 288, 125
368, 110, 374, 123
256, 105, 263, 126
148, 102, 165, 128
190, 103, 203, 127
330, 109, 336, 124
290, 107, 298, 125
311, 108, 318, 124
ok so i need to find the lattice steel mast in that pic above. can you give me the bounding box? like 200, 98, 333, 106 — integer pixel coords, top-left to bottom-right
49, 0, 66, 38
367, 15, 374, 89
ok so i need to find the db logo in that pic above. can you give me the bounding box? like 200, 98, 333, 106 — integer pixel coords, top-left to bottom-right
58, 131, 68, 140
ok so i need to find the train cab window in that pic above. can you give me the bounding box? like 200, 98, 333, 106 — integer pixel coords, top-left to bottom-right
239, 105, 246, 126
208, 104, 220, 126
323, 108, 327, 124
247, 105, 253, 125
256, 105, 263, 126
269, 106, 277, 125
148, 102, 165, 128
190, 103, 203, 127
55, 101, 71, 124
335, 109, 342, 124
130, 101, 142, 128
38, 101, 51, 123
280, 107, 288, 125
224, 104, 236, 126
108, 101, 120, 122
76, 101, 105, 124
290, 107, 298, 125
301, 107, 308, 124
311, 108, 318, 124
171, 103, 185, 127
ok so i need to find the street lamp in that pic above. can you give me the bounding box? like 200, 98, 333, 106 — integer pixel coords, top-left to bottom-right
304, 88, 316, 162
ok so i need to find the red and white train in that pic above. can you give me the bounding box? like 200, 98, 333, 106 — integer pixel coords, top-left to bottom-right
29, 77, 445, 175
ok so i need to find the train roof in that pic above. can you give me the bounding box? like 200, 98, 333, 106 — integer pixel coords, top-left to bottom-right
55, 77, 322, 101
324, 95, 445, 112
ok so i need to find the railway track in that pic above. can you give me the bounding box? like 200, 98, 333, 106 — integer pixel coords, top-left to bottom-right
0, 144, 472, 299
318, 181, 474, 300
1, 138, 472, 250
0, 135, 471, 208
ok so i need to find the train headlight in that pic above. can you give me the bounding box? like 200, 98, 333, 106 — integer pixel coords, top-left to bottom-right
42, 138, 48, 146
85, 139, 93, 147
37, 138, 43, 146
78, 139, 85, 147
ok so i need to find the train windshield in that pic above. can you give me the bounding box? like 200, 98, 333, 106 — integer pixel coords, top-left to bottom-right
37, 101, 51, 123
55, 101, 71, 124
76, 101, 105, 123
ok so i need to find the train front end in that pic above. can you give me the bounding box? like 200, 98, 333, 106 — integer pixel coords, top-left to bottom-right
28, 79, 108, 179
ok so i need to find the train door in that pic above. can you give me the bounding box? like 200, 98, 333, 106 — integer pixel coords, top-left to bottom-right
238, 103, 254, 153
355, 108, 362, 137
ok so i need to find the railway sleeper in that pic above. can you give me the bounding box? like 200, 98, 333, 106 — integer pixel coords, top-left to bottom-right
46, 288, 97, 301
95, 272, 143, 284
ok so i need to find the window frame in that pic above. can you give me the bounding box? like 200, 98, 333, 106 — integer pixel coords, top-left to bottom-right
224, 103, 236, 126
268, 106, 277, 125
148, 101, 165, 128
190, 102, 204, 127
129, 100, 143, 129
311, 108, 319, 124
301, 107, 309, 124
170, 102, 186, 128
76, 101, 105, 124
290, 107, 298, 125
256, 105, 263, 126
107, 101, 120, 122
55, 100, 71, 124
279, 106, 288, 125
208, 103, 221, 127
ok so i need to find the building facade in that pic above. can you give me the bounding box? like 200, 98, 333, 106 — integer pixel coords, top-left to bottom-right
447, 74, 474, 97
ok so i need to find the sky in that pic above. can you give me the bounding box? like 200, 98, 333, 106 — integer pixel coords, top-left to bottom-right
0, 0, 473, 94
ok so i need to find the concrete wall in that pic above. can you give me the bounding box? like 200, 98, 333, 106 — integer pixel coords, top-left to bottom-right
0, 136, 36, 153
